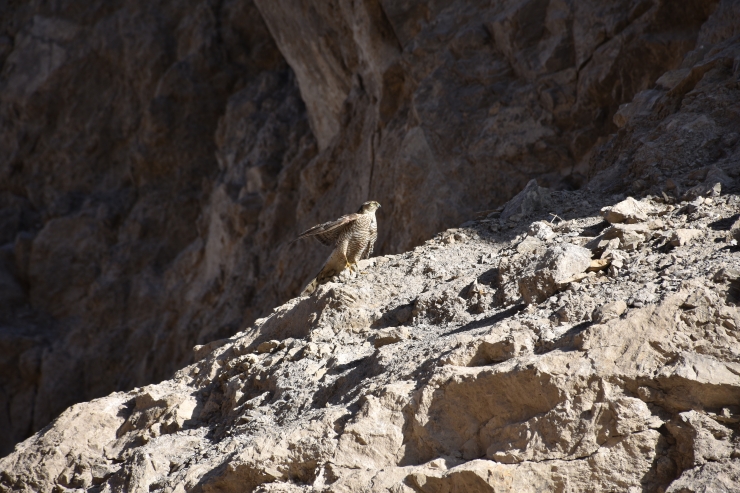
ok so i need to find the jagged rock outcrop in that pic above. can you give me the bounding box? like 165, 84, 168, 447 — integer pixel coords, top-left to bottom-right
3, 175, 740, 491
0, 0, 738, 467
588, 0, 740, 198
258, 0, 720, 252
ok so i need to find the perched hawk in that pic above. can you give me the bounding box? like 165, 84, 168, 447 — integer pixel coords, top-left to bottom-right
296, 201, 380, 293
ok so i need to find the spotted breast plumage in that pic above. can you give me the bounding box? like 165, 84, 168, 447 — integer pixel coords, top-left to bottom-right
296, 201, 380, 294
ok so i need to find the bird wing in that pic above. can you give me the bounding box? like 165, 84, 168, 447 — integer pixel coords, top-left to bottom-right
296, 213, 360, 246
361, 221, 378, 259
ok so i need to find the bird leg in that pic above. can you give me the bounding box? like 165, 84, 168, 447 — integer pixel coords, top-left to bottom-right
342, 253, 356, 278
342, 251, 351, 270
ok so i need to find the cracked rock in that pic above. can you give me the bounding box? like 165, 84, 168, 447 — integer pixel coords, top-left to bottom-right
518, 244, 592, 304
670, 229, 703, 247
592, 300, 627, 323
601, 197, 651, 224
500, 179, 551, 223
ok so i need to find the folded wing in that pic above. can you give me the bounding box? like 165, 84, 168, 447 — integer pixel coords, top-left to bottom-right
296, 213, 360, 246
361, 222, 377, 259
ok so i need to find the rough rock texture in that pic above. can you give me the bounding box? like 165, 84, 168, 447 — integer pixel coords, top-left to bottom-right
588, 0, 740, 199
0, 0, 320, 455
0, 0, 739, 471
4, 176, 740, 492
517, 243, 591, 303
257, 0, 720, 253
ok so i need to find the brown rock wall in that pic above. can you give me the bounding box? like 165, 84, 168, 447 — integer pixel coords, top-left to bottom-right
257, 0, 719, 256
4, 185, 740, 491
0, 0, 316, 455
0, 0, 735, 460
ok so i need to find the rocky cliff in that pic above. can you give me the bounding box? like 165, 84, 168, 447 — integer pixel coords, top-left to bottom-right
3, 174, 740, 491
0, 0, 739, 483
0, 0, 317, 455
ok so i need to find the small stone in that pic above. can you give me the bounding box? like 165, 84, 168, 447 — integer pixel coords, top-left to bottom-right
586, 235, 615, 253
518, 244, 592, 304
193, 339, 229, 360
669, 229, 702, 247
681, 290, 710, 310
620, 231, 646, 251
516, 236, 545, 254
714, 268, 740, 282
373, 327, 410, 348
648, 218, 664, 229
729, 218, 740, 242
562, 272, 589, 284
592, 300, 627, 323
587, 259, 610, 272
500, 179, 551, 223
600, 197, 650, 224
256, 340, 280, 354
528, 221, 556, 241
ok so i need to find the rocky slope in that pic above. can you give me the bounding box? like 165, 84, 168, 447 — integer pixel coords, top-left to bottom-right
6, 7, 740, 479
3, 175, 740, 491
1, 0, 732, 454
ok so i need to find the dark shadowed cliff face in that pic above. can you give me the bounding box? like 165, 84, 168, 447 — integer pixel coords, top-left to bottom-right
0, 0, 728, 455
0, 0, 317, 455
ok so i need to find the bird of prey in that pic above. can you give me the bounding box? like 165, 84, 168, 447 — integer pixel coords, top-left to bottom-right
296, 201, 380, 294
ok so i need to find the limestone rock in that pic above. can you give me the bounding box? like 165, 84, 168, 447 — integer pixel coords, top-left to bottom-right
671, 229, 703, 247
600, 197, 651, 224
588, 2, 740, 201
666, 459, 740, 493
665, 410, 734, 471
4, 180, 740, 492
500, 180, 551, 224
518, 244, 592, 304
592, 300, 627, 323
1, 0, 739, 475
528, 221, 556, 241
587, 259, 610, 272
256, 340, 280, 354
714, 267, 740, 283
373, 327, 410, 348
730, 217, 740, 243
0, 0, 316, 454
683, 166, 734, 201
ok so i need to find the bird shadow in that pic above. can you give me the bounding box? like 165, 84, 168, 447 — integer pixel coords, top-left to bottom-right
708, 212, 739, 231
444, 304, 525, 336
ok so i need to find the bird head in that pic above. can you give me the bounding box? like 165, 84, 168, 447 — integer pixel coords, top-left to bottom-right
358, 201, 381, 213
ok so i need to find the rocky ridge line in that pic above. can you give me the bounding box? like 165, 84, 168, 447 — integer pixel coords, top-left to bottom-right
1, 0, 731, 454
2, 176, 740, 491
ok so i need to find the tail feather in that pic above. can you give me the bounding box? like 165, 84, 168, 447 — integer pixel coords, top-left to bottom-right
300, 250, 347, 296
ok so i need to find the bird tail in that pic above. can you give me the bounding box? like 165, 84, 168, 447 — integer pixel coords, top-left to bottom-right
301, 277, 320, 296
300, 251, 347, 296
